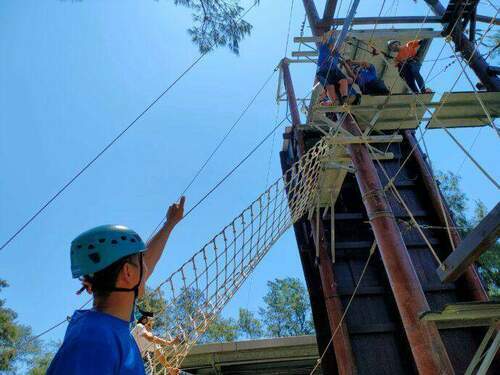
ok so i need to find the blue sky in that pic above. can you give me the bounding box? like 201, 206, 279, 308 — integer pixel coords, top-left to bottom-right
0, 0, 498, 346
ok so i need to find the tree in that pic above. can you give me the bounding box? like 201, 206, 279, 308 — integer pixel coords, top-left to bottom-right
0, 279, 41, 373
437, 171, 499, 298
484, 30, 499, 60
237, 308, 263, 339
171, 0, 260, 54
259, 277, 314, 337
28, 342, 59, 375
436, 171, 469, 235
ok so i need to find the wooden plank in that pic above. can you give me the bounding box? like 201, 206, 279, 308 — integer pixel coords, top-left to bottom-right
327, 135, 403, 144
437, 202, 500, 282
315, 15, 500, 27
421, 302, 500, 322
427, 91, 500, 129
294, 29, 441, 44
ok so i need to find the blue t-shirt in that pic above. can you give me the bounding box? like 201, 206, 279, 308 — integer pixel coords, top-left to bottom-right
355, 64, 377, 87
47, 310, 145, 375
317, 37, 340, 73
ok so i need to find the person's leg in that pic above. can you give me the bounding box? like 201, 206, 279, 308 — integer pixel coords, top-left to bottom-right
409, 61, 426, 93
399, 64, 419, 93
369, 80, 390, 95
338, 79, 348, 99
325, 84, 339, 103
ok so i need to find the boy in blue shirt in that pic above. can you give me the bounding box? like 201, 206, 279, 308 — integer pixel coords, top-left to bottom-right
343, 59, 389, 96
316, 30, 350, 105
47, 197, 185, 374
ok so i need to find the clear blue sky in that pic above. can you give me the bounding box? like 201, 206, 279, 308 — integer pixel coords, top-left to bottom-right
0, 0, 498, 345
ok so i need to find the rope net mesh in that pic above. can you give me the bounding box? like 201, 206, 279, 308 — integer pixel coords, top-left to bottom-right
142, 136, 335, 373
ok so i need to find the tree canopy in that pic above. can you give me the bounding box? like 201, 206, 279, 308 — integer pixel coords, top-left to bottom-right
0, 279, 41, 373
172, 0, 260, 54
437, 171, 499, 297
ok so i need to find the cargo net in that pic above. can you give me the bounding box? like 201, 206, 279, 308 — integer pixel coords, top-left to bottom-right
142, 136, 334, 373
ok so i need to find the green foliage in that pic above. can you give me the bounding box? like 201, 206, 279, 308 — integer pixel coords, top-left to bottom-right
139, 277, 314, 344
168, 0, 259, 54
0, 279, 41, 373
259, 277, 313, 337
237, 308, 263, 339
436, 171, 470, 235
485, 30, 499, 60
201, 316, 238, 343
28, 342, 59, 375
437, 171, 499, 298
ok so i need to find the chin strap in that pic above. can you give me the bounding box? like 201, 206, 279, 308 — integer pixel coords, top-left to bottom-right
79, 253, 144, 299
112, 252, 144, 300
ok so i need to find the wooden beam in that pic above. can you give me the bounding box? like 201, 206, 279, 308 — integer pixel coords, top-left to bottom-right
327, 135, 403, 144
317, 15, 500, 27
294, 29, 441, 44
437, 202, 500, 282
322, 1, 338, 24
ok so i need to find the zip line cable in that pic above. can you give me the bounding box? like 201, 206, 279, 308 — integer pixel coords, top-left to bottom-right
180, 64, 279, 196
0, 2, 260, 252
149, 116, 288, 237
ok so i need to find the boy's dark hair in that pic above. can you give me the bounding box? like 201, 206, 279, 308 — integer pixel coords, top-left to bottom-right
82, 253, 140, 298
138, 315, 150, 325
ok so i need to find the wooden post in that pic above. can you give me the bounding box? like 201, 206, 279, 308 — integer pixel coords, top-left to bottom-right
282, 58, 357, 374
343, 116, 454, 374
311, 218, 357, 375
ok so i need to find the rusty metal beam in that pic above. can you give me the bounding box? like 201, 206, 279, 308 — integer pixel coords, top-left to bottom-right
343, 116, 454, 374
404, 130, 488, 301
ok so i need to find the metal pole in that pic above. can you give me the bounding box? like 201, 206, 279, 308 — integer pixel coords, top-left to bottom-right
343, 116, 454, 374
422, 0, 500, 91
404, 130, 488, 301
282, 59, 357, 374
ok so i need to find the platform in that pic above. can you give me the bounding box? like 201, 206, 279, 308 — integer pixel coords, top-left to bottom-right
310, 93, 435, 131
427, 91, 500, 129
291, 28, 435, 98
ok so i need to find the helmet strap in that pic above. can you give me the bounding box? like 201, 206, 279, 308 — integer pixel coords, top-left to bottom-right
112, 252, 144, 300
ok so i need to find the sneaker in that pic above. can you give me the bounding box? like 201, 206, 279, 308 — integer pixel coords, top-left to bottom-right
320, 100, 336, 107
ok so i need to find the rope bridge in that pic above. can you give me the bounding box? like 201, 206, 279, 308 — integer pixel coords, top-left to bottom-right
142, 136, 335, 372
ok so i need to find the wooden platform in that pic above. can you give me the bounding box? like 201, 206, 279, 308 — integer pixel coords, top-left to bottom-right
427, 91, 500, 129
291, 28, 435, 97
311, 93, 435, 131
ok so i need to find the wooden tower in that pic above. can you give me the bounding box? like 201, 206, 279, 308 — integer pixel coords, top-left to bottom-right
279, 1, 500, 373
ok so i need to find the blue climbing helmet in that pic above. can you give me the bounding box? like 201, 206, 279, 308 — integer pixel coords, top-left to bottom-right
70, 224, 146, 278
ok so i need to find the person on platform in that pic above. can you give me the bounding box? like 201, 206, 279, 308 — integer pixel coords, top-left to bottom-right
343, 59, 390, 95
387, 39, 433, 94
316, 30, 350, 106
47, 197, 186, 375
132, 310, 182, 374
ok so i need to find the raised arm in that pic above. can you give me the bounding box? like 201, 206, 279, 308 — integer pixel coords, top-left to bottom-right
143, 196, 185, 280
342, 60, 356, 79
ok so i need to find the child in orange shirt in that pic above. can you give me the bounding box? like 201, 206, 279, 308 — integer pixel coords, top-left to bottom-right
388, 40, 432, 94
